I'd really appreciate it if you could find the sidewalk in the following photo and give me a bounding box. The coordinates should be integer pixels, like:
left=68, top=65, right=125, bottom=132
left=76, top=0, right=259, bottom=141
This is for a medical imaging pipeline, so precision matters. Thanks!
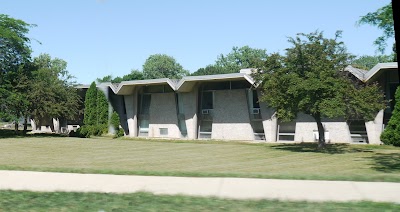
left=0, top=170, right=399, bottom=203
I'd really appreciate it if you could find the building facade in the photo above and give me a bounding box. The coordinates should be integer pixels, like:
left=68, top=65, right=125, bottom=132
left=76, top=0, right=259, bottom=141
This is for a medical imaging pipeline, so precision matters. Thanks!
left=98, top=62, right=398, bottom=144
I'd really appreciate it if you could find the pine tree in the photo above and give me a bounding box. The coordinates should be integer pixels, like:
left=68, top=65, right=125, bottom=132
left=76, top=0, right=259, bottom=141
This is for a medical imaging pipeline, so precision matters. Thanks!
left=96, top=89, right=109, bottom=125
left=381, top=87, right=400, bottom=146
left=83, top=82, right=97, bottom=125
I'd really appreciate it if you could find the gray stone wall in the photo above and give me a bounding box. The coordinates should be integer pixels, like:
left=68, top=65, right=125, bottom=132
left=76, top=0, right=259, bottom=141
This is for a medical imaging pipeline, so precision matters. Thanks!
left=180, top=89, right=198, bottom=139
left=212, top=89, right=254, bottom=140
left=149, top=93, right=181, bottom=138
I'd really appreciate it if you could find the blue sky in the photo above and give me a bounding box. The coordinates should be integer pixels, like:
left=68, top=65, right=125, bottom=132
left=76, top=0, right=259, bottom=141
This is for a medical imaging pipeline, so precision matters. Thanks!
left=0, top=0, right=393, bottom=84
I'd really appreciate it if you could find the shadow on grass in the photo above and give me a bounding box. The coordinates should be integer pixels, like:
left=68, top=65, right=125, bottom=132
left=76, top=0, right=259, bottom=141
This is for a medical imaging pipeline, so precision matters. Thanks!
left=367, top=153, right=400, bottom=173
left=271, top=143, right=374, bottom=154
left=0, top=129, right=66, bottom=139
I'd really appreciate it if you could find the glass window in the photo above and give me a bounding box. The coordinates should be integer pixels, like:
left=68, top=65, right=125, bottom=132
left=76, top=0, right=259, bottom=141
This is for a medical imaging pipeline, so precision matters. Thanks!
left=201, top=91, right=213, bottom=109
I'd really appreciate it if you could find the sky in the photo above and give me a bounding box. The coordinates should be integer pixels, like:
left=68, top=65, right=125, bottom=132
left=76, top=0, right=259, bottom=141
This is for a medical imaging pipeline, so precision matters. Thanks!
left=0, top=0, right=393, bottom=84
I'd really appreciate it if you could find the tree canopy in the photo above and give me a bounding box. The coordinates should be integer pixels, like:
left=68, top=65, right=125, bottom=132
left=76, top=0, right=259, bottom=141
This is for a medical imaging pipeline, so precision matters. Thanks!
left=29, top=54, right=81, bottom=126
left=215, top=46, right=267, bottom=73
left=358, top=2, right=395, bottom=55
left=351, top=55, right=393, bottom=70
left=381, top=87, right=400, bottom=146
left=255, top=31, right=385, bottom=148
left=143, top=54, right=188, bottom=79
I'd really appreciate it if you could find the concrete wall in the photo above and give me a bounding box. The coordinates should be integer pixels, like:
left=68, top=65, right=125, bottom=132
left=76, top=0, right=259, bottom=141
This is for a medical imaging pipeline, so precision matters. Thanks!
left=294, top=113, right=351, bottom=143
left=258, top=90, right=277, bottom=142
left=124, top=91, right=138, bottom=137
left=365, top=110, right=384, bottom=145
left=212, top=89, right=254, bottom=140
left=180, top=89, right=198, bottom=139
left=149, top=93, right=181, bottom=138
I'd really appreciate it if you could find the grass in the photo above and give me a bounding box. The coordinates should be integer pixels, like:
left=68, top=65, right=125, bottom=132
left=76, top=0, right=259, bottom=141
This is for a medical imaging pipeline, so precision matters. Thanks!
left=0, top=190, right=399, bottom=211
left=0, top=131, right=399, bottom=182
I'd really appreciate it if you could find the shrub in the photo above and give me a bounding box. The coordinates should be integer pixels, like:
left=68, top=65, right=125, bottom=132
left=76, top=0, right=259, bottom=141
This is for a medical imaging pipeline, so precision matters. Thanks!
left=381, top=87, right=400, bottom=146
left=115, top=128, right=125, bottom=138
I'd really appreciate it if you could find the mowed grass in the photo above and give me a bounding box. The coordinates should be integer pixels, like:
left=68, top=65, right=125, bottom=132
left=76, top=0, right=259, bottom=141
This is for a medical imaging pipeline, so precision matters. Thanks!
left=1, top=191, right=399, bottom=212
left=0, top=135, right=399, bottom=182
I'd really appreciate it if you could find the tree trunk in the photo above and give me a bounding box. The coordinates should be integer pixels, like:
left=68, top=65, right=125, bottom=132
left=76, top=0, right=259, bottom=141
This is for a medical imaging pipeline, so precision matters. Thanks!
left=313, top=114, right=326, bottom=149
left=14, top=121, right=19, bottom=135
left=23, top=116, right=28, bottom=134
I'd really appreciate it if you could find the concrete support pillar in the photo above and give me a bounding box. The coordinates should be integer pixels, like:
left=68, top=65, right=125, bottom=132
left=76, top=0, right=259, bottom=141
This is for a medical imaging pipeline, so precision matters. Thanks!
left=30, top=119, right=37, bottom=131
left=365, top=110, right=384, bottom=145
left=124, top=91, right=138, bottom=137
left=258, top=90, right=277, bottom=142
left=52, top=118, right=60, bottom=133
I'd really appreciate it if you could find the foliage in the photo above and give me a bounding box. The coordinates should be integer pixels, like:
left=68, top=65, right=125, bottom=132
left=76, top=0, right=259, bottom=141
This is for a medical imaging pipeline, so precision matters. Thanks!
left=83, top=82, right=97, bottom=126
left=96, top=88, right=109, bottom=125
left=381, top=87, right=400, bottom=146
left=28, top=54, right=81, bottom=127
left=215, top=46, right=267, bottom=73
left=255, top=31, right=385, bottom=148
left=142, top=54, right=188, bottom=79
left=110, top=111, right=120, bottom=130
left=82, top=82, right=109, bottom=137
left=113, top=69, right=144, bottom=83
left=0, top=14, right=35, bottom=132
left=191, top=65, right=227, bottom=76
left=351, top=54, right=393, bottom=70
left=358, top=3, right=394, bottom=54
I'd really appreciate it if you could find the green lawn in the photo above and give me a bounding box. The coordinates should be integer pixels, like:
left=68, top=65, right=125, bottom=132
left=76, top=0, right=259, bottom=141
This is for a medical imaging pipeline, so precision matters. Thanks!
left=0, top=191, right=399, bottom=212
left=0, top=134, right=399, bottom=182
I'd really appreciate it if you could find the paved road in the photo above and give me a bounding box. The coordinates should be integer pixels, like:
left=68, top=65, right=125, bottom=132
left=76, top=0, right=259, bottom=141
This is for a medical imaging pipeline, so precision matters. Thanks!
left=0, top=170, right=399, bottom=203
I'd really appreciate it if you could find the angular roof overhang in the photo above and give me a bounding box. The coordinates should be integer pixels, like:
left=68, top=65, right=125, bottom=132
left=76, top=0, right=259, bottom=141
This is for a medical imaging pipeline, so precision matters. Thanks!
left=363, top=62, right=398, bottom=83
left=345, top=62, right=398, bottom=83
left=106, top=78, right=177, bottom=95
left=176, top=73, right=255, bottom=92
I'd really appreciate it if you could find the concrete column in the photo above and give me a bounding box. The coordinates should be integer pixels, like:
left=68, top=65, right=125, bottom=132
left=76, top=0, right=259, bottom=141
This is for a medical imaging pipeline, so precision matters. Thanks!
left=124, top=91, right=138, bottom=137
left=183, top=85, right=198, bottom=139
left=52, top=118, right=60, bottom=133
left=365, top=110, right=384, bottom=145
left=257, top=90, right=277, bottom=142
left=30, top=119, right=36, bottom=131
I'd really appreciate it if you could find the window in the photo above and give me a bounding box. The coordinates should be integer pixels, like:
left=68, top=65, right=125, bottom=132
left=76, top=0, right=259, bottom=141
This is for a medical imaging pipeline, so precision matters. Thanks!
left=159, top=128, right=168, bottom=136
left=138, top=94, right=151, bottom=115
left=201, top=91, right=213, bottom=109
left=278, top=121, right=296, bottom=141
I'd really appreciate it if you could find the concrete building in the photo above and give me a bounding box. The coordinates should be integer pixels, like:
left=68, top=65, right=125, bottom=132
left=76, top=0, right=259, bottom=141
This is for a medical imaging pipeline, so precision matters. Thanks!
left=91, top=62, right=396, bottom=144
left=32, top=62, right=398, bottom=144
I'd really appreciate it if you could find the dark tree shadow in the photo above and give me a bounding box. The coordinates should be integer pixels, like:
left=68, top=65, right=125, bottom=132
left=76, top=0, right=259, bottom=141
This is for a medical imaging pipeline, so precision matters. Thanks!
left=271, top=143, right=374, bottom=154
left=367, top=153, right=400, bottom=173
left=0, top=129, right=66, bottom=139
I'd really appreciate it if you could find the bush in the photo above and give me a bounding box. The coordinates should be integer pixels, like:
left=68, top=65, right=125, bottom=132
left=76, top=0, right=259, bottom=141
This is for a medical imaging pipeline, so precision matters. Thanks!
left=74, top=124, right=108, bottom=138
left=114, top=128, right=125, bottom=138
left=381, top=87, right=400, bottom=147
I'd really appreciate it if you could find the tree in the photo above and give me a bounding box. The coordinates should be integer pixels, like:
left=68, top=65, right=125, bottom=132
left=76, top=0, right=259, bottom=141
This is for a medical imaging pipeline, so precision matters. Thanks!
left=191, top=65, right=226, bottom=76
left=255, top=31, right=385, bottom=148
left=0, top=14, right=35, bottom=132
left=381, top=87, right=400, bottom=146
left=142, top=54, right=188, bottom=79
left=358, top=3, right=395, bottom=56
left=215, top=46, right=268, bottom=73
left=83, top=82, right=98, bottom=126
left=29, top=54, right=81, bottom=129
left=96, top=88, right=109, bottom=125
left=112, top=69, right=144, bottom=83
left=351, top=55, right=392, bottom=70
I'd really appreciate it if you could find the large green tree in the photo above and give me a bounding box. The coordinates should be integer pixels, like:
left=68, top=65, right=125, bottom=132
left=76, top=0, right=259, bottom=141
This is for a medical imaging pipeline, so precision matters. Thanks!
left=0, top=14, right=35, bottom=131
left=381, top=87, right=400, bottom=146
left=215, top=46, right=267, bottom=73
left=83, top=82, right=98, bottom=126
left=29, top=54, right=81, bottom=129
left=191, top=65, right=226, bottom=76
left=255, top=31, right=385, bottom=148
left=358, top=2, right=396, bottom=58
left=351, top=55, right=392, bottom=70
left=142, top=54, right=188, bottom=79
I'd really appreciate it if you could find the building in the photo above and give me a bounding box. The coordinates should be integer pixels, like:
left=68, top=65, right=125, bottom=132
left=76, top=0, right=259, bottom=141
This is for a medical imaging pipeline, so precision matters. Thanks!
left=32, top=62, right=398, bottom=144
left=97, top=62, right=398, bottom=144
